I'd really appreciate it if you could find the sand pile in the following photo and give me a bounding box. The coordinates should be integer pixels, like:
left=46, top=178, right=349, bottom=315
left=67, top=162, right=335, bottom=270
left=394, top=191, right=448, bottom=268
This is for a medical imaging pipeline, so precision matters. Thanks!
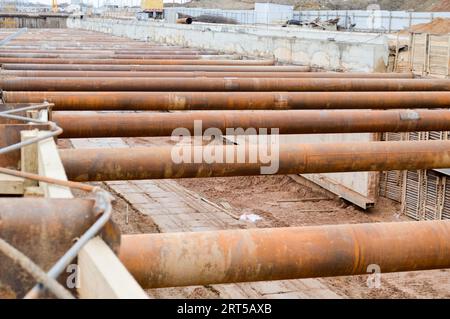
left=410, top=18, right=450, bottom=34
left=432, top=0, right=450, bottom=11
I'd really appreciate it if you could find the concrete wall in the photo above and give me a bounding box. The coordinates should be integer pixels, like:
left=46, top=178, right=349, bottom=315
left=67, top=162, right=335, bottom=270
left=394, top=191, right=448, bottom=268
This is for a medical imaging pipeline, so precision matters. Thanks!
left=165, top=7, right=450, bottom=32
left=295, top=10, right=450, bottom=33
left=67, top=17, right=389, bottom=72
left=0, top=14, right=68, bottom=28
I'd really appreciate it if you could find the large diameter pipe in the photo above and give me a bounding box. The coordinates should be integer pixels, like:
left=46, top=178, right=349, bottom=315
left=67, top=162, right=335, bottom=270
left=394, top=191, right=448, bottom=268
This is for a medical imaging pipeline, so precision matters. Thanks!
left=0, top=64, right=310, bottom=72
left=0, top=53, right=209, bottom=60
left=54, top=110, right=450, bottom=138
left=5, top=91, right=450, bottom=111
left=0, top=198, right=97, bottom=297
left=1, top=77, right=444, bottom=92
left=0, top=57, right=274, bottom=65
left=0, top=49, right=218, bottom=55
left=120, top=221, right=450, bottom=288
left=119, top=220, right=450, bottom=288
left=0, top=70, right=414, bottom=79
left=177, top=17, right=193, bottom=24
left=60, top=140, right=450, bottom=182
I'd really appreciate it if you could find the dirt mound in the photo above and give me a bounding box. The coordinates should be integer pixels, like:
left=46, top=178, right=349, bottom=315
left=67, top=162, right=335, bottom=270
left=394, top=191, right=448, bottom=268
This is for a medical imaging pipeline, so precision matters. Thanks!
left=410, top=18, right=450, bottom=34
left=432, top=0, right=450, bottom=11
left=182, top=1, right=447, bottom=11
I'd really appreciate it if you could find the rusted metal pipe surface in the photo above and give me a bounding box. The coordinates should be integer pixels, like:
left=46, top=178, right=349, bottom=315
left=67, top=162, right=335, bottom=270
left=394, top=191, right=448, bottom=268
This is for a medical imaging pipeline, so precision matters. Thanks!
left=0, top=198, right=96, bottom=297
left=0, top=70, right=413, bottom=79
left=1, top=77, right=442, bottom=92
left=54, top=110, right=450, bottom=138
left=1, top=64, right=310, bottom=72
left=0, top=57, right=274, bottom=65
left=0, top=49, right=218, bottom=55
left=60, top=140, right=450, bottom=182
left=0, top=53, right=207, bottom=60
left=120, top=220, right=450, bottom=288
left=177, top=17, right=193, bottom=24
left=6, top=91, right=450, bottom=111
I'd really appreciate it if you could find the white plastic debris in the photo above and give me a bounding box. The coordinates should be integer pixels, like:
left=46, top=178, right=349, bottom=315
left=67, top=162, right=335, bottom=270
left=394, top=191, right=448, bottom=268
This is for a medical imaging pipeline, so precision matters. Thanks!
left=239, top=213, right=263, bottom=223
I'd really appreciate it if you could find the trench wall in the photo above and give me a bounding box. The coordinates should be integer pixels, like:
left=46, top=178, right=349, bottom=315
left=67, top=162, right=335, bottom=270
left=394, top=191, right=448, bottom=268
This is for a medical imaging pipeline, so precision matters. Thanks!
left=67, top=17, right=389, bottom=72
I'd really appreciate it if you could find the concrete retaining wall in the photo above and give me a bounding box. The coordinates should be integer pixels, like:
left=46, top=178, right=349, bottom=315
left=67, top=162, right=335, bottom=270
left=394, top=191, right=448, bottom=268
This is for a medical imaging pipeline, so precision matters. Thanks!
left=67, top=17, right=389, bottom=72
left=0, top=14, right=68, bottom=28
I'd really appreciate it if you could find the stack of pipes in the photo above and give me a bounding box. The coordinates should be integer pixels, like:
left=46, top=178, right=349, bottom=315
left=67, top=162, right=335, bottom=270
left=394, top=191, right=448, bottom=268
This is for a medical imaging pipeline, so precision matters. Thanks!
left=1, top=28, right=450, bottom=288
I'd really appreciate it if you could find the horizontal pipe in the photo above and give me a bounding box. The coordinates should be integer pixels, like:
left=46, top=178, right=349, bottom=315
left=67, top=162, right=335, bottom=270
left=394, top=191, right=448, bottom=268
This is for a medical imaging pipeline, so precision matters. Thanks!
left=177, top=17, right=193, bottom=24
left=120, top=220, right=450, bottom=288
left=0, top=57, right=273, bottom=65
left=0, top=49, right=218, bottom=55
left=60, top=140, right=450, bottom=182
left=0, top=53, right=211, bottom=60
left=0, top=70, right=414, bottom=79
left=119, top=220, right=450, bottom=288
left=5, top=91, right=450, bottom=110
left=0, top=64, right=310, bottom=72
left=1, top=77, right=442, bottom=92
left=54, top=110, right=450, bottom=138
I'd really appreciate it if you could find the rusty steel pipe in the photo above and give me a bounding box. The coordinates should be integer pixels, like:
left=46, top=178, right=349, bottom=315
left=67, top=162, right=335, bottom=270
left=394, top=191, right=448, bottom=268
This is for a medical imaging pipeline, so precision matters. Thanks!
left=60, top=140, right=450, bottom=182
left=177, top=17, right=193, bottom=24
left=0, top=70, right=414, bottom=79
left=0, top=57, right=274, bottom=65
left=1, top=77, right=442, bottom=92
left=0, top=49, right=218, bottom=55
left=5, top=91, right=450, bottom=111
left=0, top=198, right=97, bottom=297
left=0, top=53, right=219, bottom=60
left=0, top=64, right=310, bottom=72
left=54, top=110, right=450, bottom=138
left=119, top=220, right=450, bottom=288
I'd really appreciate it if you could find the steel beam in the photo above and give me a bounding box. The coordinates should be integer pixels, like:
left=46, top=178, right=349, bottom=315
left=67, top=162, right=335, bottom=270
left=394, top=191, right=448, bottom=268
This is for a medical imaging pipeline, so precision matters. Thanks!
left=119, top=220, right=450, bottom=288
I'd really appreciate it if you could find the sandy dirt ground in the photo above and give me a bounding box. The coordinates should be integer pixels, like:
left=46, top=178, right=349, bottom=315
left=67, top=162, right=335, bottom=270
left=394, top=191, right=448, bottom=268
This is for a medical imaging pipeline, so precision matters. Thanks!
left=176, top=175, right=450, bottom=299
left=56, top=137, right=450, bottom=299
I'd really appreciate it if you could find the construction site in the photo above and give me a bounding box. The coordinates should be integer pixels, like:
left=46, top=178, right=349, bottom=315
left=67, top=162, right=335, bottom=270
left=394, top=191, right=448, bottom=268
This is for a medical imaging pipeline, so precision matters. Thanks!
left=0, top=0, right=450, bottom=300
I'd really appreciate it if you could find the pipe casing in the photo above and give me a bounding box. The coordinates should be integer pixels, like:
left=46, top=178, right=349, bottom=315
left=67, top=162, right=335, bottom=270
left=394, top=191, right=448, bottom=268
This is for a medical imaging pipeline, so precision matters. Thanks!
left=120, top=220, right=450, bottom=288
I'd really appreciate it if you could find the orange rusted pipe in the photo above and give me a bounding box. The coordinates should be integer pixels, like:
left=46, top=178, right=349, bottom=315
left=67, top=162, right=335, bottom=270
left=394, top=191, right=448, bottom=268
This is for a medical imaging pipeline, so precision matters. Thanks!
left=1, top=77, right=443, bottom=92
left=60, top=140, right=450, bottom=182
left=0, top=64, right=310, bottom=72
left=177, top=17, right=193, bottom=24
left=54, top=110, right=450, bottom=138
left=119, top=220, right=450, bottom=288
left=0, top=57, right=274, bottom=65
left=0, top=53, right=209, bottom=60
left=0, top=49, right=218, bottom=55
left=0, top=70, right=414, bottom=79
left=5, top=91, right=450, bottom=110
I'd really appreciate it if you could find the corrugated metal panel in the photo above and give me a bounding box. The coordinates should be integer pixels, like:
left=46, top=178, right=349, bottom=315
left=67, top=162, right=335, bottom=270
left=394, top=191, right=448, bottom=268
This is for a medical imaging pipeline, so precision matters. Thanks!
left=428, top=34, right=449, bottom=77
left=379, top=132, right=404, bottom=202
left=411, top=33, right=428, bottom=76
left=404, top=170, right=424, bottom=220
left=443, top=177, right=450, bottom=220
left=424, top=170, right=442, bottom=220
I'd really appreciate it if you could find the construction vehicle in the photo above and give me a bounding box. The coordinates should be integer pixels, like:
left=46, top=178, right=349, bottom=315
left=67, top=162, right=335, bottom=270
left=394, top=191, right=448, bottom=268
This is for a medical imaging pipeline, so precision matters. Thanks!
left=136, top=0, right=164, bottom=21
left=51, top=0, right=58, bottom=13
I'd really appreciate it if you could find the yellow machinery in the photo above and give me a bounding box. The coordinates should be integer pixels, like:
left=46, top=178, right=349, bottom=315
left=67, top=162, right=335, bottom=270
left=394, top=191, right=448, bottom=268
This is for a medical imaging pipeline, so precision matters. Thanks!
left=137, top=0, right=164, bottom=20
left=51, top=0, right=58, bottom=13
